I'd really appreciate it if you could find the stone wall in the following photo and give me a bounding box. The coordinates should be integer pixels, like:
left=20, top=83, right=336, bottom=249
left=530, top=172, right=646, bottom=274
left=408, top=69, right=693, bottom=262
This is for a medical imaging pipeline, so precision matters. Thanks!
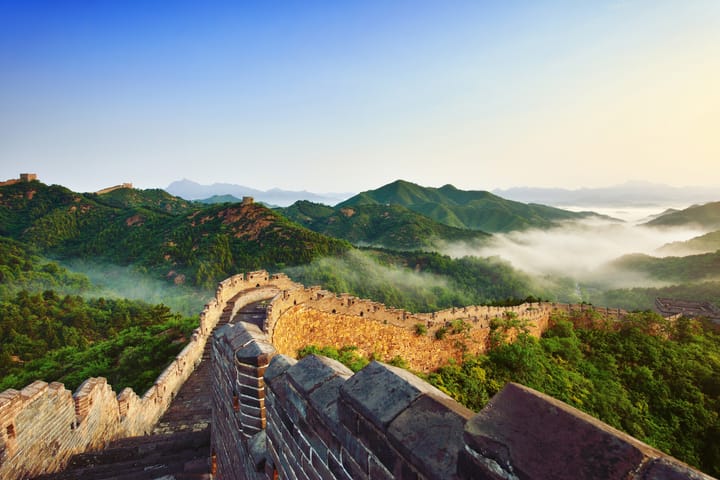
left=266, top=283, right=626, bottom=372
left=0, top=270, right=291, bottom=480
left=3, top=269, right=708, bottom=479
left=213, top=329, right=712, bottom=480
left=209, top=271, right=711, bottom=480
left=272, top=305, right=492, bottom=372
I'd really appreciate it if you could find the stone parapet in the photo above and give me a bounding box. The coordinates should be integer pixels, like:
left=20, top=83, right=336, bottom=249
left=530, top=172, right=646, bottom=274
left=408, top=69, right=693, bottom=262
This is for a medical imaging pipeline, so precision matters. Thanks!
left=0, top=270, right=289, bottom=479
left=212, top=321, right=277, bottom=480
left=209, top=272, right=712, bottom=480
left=459, top=382, right=714, bottom=480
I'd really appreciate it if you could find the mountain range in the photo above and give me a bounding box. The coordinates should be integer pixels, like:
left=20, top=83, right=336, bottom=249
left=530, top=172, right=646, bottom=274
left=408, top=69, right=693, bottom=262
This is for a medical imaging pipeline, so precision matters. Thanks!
left=0, top=180, right=349, bottom=288
left=494, top=181, right=719, bottom=207
left=336, top=180, right=607, bottom=233
left=166, top=179, right=352, bottom=207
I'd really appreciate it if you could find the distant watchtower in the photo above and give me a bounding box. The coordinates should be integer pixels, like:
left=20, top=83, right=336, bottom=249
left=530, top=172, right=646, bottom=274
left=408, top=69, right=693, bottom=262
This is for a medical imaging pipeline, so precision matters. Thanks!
left=19, top=173, right=37, bottom=182
left=241, top=196, right=254, bottom=205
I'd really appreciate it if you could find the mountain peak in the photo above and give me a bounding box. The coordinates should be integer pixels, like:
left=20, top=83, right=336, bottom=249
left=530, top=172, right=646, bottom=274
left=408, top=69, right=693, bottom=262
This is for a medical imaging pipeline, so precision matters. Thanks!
left=337, top=179, right=597, bottom=233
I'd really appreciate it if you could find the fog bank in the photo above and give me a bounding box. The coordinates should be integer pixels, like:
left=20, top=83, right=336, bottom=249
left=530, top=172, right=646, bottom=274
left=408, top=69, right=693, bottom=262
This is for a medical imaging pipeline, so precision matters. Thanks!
left=59, top=260, right=211, bottom=317
left=441, top=218, right=705, bottom=289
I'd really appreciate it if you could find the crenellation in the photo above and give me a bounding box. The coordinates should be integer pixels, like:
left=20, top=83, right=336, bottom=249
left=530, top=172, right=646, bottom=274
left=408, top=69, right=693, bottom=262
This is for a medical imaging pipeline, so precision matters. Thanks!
left=0, top=271, right=289, bottom=478
left=2, top=271, right=712, bottom=479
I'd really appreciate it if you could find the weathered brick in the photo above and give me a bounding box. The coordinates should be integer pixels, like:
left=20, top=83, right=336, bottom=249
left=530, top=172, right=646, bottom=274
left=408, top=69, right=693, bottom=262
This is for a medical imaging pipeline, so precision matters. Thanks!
left=340, top=361, right=450, bottom=429
left=464, top=382, right=656, bottom=480
left=388, top=393, right=473, bottom=479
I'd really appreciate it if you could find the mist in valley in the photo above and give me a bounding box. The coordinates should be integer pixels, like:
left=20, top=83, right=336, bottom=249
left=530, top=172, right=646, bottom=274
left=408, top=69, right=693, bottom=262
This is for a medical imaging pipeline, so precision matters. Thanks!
left=440, top=216, right=708, bottom=302
left=58, top=259, right=212, bottom=317
left=286, top=249, right=460, bottom=312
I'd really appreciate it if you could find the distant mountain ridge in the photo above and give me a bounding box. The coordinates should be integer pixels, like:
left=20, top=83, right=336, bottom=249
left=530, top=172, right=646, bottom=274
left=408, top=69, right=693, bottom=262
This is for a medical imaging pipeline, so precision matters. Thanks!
left=337, top=180, right=605, bottom=233
left=166, top=179, right=352, bottom=207
left=494, top=181, right=719, bottom=207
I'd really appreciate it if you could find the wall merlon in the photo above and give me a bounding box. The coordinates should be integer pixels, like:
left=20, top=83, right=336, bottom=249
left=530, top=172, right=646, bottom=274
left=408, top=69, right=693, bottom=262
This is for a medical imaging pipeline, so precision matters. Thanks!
left=208, top=272, right=710, bottom=480
left=20, top=380, right=49, bottom=403
left=2, top=270, right=708, bottom=480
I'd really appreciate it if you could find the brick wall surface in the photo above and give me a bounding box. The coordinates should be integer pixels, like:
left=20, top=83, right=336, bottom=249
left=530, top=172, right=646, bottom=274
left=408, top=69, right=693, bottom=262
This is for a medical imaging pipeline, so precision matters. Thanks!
left=0, top=271, right=290, bottom=479
left=2, top=270, right=711, bottom=480
left=208, top=272, right=713, bottom=480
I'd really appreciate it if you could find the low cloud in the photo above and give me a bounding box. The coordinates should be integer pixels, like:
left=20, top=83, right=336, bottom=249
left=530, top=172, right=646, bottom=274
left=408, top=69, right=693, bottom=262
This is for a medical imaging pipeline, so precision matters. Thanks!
left=286, top=249, right=461, bottom=311
left=440, top=218, right=705, bottom=290
left=59, top=259, right=211, bottom=317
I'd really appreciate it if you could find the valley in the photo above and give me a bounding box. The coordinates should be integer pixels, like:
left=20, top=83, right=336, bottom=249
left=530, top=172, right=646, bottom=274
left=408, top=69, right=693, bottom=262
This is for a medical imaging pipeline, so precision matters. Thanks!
left=1, top=176, right=719, bottom=477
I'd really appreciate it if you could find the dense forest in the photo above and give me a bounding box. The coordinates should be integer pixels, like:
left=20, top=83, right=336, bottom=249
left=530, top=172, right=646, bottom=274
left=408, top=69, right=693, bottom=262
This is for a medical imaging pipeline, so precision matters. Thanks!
left=0, top=291, right=196, bottom=394
left=0, top=237, right=90, bottom=296
left=287, top=248, right=551, bottom=313
left=299, top=311, right=720, bottom=476
left=0, top=180, right=349, bottom=289
left=0, top=237, right=198, bottom=394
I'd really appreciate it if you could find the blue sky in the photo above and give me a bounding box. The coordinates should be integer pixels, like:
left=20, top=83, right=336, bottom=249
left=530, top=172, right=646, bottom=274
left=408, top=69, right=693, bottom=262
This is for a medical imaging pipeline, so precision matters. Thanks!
left=1, top=1, right=718, bottom=193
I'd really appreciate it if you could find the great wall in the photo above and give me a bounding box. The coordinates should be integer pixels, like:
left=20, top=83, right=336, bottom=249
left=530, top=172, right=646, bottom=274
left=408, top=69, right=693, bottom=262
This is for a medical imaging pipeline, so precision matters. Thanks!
left=0, top=271, right=713, bottom=479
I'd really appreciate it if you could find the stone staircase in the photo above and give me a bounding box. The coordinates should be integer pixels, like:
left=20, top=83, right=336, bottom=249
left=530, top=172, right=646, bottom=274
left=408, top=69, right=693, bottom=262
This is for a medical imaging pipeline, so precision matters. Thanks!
left=34, top=295, right=269, bottom=480
left=34, top=431, right=211, bottom=480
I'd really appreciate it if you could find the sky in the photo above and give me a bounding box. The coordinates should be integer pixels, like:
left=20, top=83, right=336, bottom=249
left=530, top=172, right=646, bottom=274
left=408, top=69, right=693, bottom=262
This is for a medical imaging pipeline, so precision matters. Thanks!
left=1, top=0, right=719, bottom=193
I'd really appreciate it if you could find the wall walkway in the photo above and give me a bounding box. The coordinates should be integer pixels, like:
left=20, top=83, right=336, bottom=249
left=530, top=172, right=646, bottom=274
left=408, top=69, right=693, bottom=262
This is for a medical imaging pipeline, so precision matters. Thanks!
left=0, top=271, right=287, bottom=480
left=210, top=271, right=712, bottom=480
left=2, top=270, right=711, bottom=479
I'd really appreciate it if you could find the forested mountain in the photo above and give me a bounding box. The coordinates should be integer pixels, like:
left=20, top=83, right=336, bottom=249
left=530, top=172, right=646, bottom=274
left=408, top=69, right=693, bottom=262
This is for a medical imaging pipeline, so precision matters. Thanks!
left=0, top=238, right=197, bottom=394
left=337, top=180, right=604, bottom=233
left=278, top=200, right=491, bottom=250
left=90, top=187, right=195, bottom=214
left=598, top=250, right=720, bottom=311
left=657, top=230, right=720, bottom=256
left=644, top=201, right=720, bottom=230
left=610, top=251, right=720, bottom=284
left=0, top=180, right=350, bottom=288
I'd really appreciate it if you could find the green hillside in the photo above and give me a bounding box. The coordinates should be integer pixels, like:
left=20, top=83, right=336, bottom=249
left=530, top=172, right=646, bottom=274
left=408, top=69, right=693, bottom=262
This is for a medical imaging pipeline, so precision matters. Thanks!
left=337, top=180, right=601, bottom=232
left=609, top=251, right=720, bottom=284
left=197, top=194, right=243, bottom=204
left=279, top=200, right=491, bottom=250
left=0, top=181, right=350, bottom=288
left=92, top=187, right=195, bottom=214
left=599, top=281, right=720, bottom=311
left=645, top=201, right=720, bottom=230
left=0, top=237, right=90, bottom=296
left=287, top=248, right=547, bottom=313
left=657, top=230, right=720, bottom=256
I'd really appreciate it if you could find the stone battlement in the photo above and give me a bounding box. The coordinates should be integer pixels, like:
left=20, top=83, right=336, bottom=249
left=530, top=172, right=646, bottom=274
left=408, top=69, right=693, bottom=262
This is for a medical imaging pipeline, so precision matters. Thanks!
left=0, top=271, right=712, bottom=479
left=0, top=173, right=38, bottom=187
left=209, top=271, right=711, bottom=480
left=0, top=271, right=291, bottom=480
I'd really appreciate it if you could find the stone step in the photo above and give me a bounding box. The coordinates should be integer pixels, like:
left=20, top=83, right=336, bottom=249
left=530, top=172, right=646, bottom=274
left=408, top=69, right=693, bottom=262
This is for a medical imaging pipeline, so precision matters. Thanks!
left=35, top=431, right=210, bottom=479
